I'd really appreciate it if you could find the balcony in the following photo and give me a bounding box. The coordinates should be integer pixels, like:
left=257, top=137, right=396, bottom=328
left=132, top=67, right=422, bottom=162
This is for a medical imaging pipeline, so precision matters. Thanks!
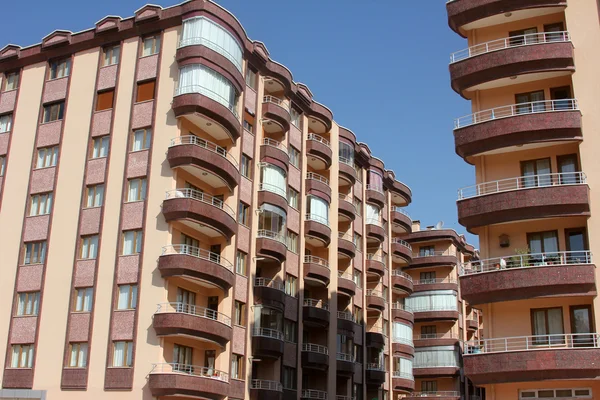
left=366, top=329, right=386, bottom=349
left=306, top=172, right=331, bottom=203
left=365, top=185, right=386, bottom=207
left=391, top=303, right=414, bottom=325
left=411, top=306, right=460, bottom=322
left=454, top=99, right=582, bottom=161
left=450, top=32, right=574, bottom=96
left=391, top=270, right=413, bottom=294
left=446, top=0, right=568, bottom=37
left=466, top=310, right=480, bottom=331
left=366, top=363, right=386, bottom=385
left=413, top=333, right=460, bottom=348
left=404, top=392, right=460, bottom=400
left=391, top=207, right=411, bottom=234
left=167, top=136, right=240, bottom=190
left=305, top=213, right=332, bottom=247
left=407, top=251, right=458, bottom=270
left=365, top=219, right=386, bottom=243
left=256, top=230, right=287, bottom=263
left=392, top=371, right=415, bottom=393
left=301, top=343, right=329, bottom=371
left=338, top=271, right=357, bottom=297
left=338, top=194, right=356, bottom=222
left=260, top=138, right=289, bottom=173
left=464, top=333, right=600, bottom=384
left=339, top=157, right=357, bottom=185
left=392, top=338, right=415, bottom=358
left=262, top=96, right=290, bottom=134
left=338, top=233, right=356, bottom=259
left=366, top=253, right=385, bottom=276
left=252, top=327, right=285, bottom=359
left=337, top=311, right=356, bottom=333
left=391, top=238, right=412, bottom=264
left=149, top=363, right=229, bottom=400
left=307, top=133, right=332, bottom=170
left=459, top=250, right=596, bottom=305
left=414, top=359, right=460, bottom=378
left=389, top=179, right=412, bottom=207
left=162, top=189, right=237, bottom=240
left=250, top=379, right=283, bottom=400
left=158, top=245, right=234, bottom=290
left=336, top=352, right=355, bottom=376
left=413, top=278, right=458, bottom=293
left=254, top=278, right=286, bottom=310
left=153, top=302, right=232, bottom=346
left=366, top=289, right=386, bottom=311
left=302, top=389, right=328, bottom=399
left=304, top=256, right=330, bottom=286
left=457, top=172, right=590, bottom=231
left=303, top=299, right=330, bottom=327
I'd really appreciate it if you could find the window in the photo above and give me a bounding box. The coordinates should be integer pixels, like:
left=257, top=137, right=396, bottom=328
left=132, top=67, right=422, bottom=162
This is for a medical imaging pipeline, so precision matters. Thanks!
left=243, top=119, right=253, bottom=133
left=245, top=68, right=257, bottom=89
left=421, top=325, right=437, bottom=336
left=531, top=307, right=564, bottom=345
left=260, top=163, right=287, bottom=197
left=414, top=348, right=459, bottom=368
left=405, top=291, right=458, bottom=312
left=515, top=90, right=545, bottom=113
left=353, top=269, right=362, bottom=288
left=282, top=366, right=297, bottom=390
left=16, top=292, right=39, bottom=316
left=240, top=154, right=252, bottom=179
left=234, top=301, right=245, bottom=326
left=117, top=284, right=138, bottom=310
left=0, top=156, right=5, bottom=176
left=519, top=388, right=592, bottom=399
left=142, top=35, right=161, bottom=56
left=509, top=27, right=538, bottom=46
left=131, top=128, right=152, bottom=151
left=307, top=195, right=329, bottom=226
left=527, top=230, right=559, bottom=255
left=136, top=80, right=156, bottom=102
left=49, top=58, right=71, bottom=79
left=521, top=157, right=552, bottom=188
left=287, top=230, right=298, bottom=253
left=392, top=322, right=413, bottom=344
left=236, top=251, right=247, bottom=275
left=231, top=354, right=243, bottom=379
left=366, top=203, right=381, bottom=225
left=287, top=187, right=298, bottom=209
left=339, top=141, right=355, bottom=165
left=367, top=170, right=384, bottom=191
left=36, top=146, right=59, bottom=168
left=122, top=230, right=143, bottom=255
left=419, top=246, right=436, bottom=257
left=68, top=343, right=88, bottom=368
left=112, top=341, right=133, bottom=367
left=258, top=203, right=287, bottom=238
left=284, top=319, right=297, bottom=342
left=354, top=344, right=363, bottom=363
left=285, top=274, right=297, bottom=297
left=0, top=113, right=12, bottom=133
left=238, top=202, right=249, bottom=225
left=103, top=45, right=121, bottom=66
left=127, top=178, right=147, bottom=202
left=290, top=107, right=302, bottom=128
left=91, top=136, right=109, bottom=158
left=420, top=271, right=436, bottom=283
left=353, top=306, right=362, bottom=324
left=73, top=287, right=93, bottom=312
left=10, top=344, right=34, bottom=368
left=289, top=146, right=300, bottom=168
left=43, top=102, right=65, bottom=123
left=353, top=196, right=362, bottom=216
left=24, top=241, right=46, bottom=264
left=96, top=89, right=115, bottom=111
left=30, top=193, right=53, bottom=216
left=80, top=235, right=99, bottom=259
left=354, top=232, right=362, bottom=249
left=85, top=184, right=105, bottom=208
left=4, top=72, right=19, bottom=91
left=178, top=64, right=238, bottom=112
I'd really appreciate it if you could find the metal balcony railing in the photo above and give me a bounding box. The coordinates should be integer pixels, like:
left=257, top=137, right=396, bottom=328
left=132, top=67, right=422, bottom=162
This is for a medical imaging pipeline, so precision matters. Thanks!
left=336, top=352, right=354, bottom=362
left=391, top=270, right=413, bottom=281
left=263, top=95, right=289, bottom=111
left=261, top=137, right=288, bottom=154
left=392, top=371, right=414, bottom=381
left=304, top=255, right=330, bottom=269
left=252, top=327, right=284, bottom=341
left=161, top=245, right=233, bottom=271
left=465, top=333, right=600, bottom=354
left=391, top=238, right=412, bottom=250
left=302, top=389, right=328, bottom=399
left=256, top=229, right=287, bottom=245
left=307, top=133, right=330, bottom=148
left=304, top=298, right=329, bottom=310
left=165, top=189, right=236, bottom=219
left=306, top=213, right=330, bottom=227
left=410, top=392, right=461, bottom=397
left=254, top=277, right=285, bottom=291
left=302, top=343, right=329, bottom=355
left=150, top=363, right=229, bottom=381
left=366, top=184, right=384, bottom=194
left=155, top=302, right=231, bottom=326
left=170, top=135, right=238, bottom=167
left=414, top=278, right=457, bottom=285
left=251, top=379, right=283, bottom=391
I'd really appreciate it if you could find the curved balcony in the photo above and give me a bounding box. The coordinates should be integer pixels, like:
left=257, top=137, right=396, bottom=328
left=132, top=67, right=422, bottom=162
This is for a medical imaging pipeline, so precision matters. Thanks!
left=303, top=299, right=330, bottom=327
left=158, top=245, right=234, bottom=290
left=365, top=185, right=386, bottom=207
left=163, top=189, right=237, bottom=239
left=256, top=230, right=287, bottom=263
left=391, top=207, right=411, bottom=234
left=257, top=185, right=288, bottom=212
left=304, top=256, right=330, bottom=286
left=392, top=303, right=414, bottom=325
left=454, top=99, right=582, bottom=161
left=338, top=233, right=356, bottom=259
left=412, top=306, right=460, bottom=322
left=260, top=139, right=289, bottom=172
left=305, top=213, right=331, bottom=247
left=458, top=172, right=590, bottom=231
left=153, top=302, right=232, bottom=347
left=446, top=0, right=567, bottom=37
left=338, top=271, right=357, bottom=297
left=149, top=363, right=229, bottom=400
left=366, top=363, right=386, bottom=385
left=389, top=180, right=412, bottom=207
left=301, top=343, right=329, bottom=371
left=404, top=392, right=460, bottom=400
left=365, top=219, right=386, bottom=243
left=338, top=194, right=356, bottom=222
left=413, top=333, right=461, bottom=348
left=254, top=278, right=286, bottom=310
left=414, top=278, right=458, bottom=293
left=167, top=136, right=240, bottom=190
left=306, top=172, right=331, bottom=203
left=339, top=157, right=357, bottom=185
left=337, top=311, right=356, bottom=333
left=366, top=254, right=386, bottom=276
left=391, top=239, right=412, bottom=264
left=262, top=96, right=290, bottom=133
left=464, top=333, right=600, bottom=384
left=252, top=328, right=284, bottom=359
left=366, top=330, right=386, bottom=349
left=366, top=289, right=386, bottom=311
left=173, top=86, right=240, bottom=142
left=391, top=270, right=413, bottom=294
left=392, top=371, right=415, bottom=393
left=450, top=32, right=574, bottom=96
left=306, top=133, right=332, bottom=170
left=392, top=339, right=415, bottom=357
left=407, top=251, right=458, bottom=270
left=301, top=389, right=328, bottom=399
left=460, top=250, right=596, bottom=305
left=336, top=352, right=355, bottom=376
left=250, top=379, right=283, bottom=400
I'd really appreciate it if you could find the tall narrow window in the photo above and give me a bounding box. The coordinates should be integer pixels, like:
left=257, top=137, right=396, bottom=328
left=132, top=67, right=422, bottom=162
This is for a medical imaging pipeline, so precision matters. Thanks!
left=238, top=202, right=250, bottom=225
left=234, top=301, right=245, bottom=326
left=11, top=344, right=34, bottom=368
left=49, top=58, right=71, bottom=79
left=131, top=128, right=152, bottom=151
left=0, top=114, right=12, bottom=133
left=122, top=230, right=143, bottom=255
left=285, top=274, right=297, bottom=297
left=16, top=292, right=39, bottom=316
left=231, top=354, right=243, bottom=379
left=240, top=154, right=252, bottom=179
left=80, top=235, right=99, bottom=259
left=96, top=89, right=115, bottom=111
left=236, top=251, right=247, bottom=275
left=290, top=107, right=302, bottom=128
left=36, top=146, right=59, bottom=168
left=287, top=187, right=299, bottom=209
left=0, top=156, right=5, bottom=176
left=289, top=146, right=300, bottom=168
left=68, top=343, right=88, bottom=368
left=142, top=35, right=161, bottom=56
left=112, top=341, right=133, bottom=367
left=245, top=68, right=257, bottom=89
left=117, top=284, right=138, bottom=310
left=127, top=178, right=147, bottom=202
left=73, top=287, right=93, bottom=312
left=260, top=163, right=287, bottom=197
left=4, top=72, right=19, bottom=91
left=287, top=230, right=298, bottom=253
left=527, top=230, right=559, bottom=256
left=307, top=196, right=329, bottom=226
left=284, top=319, right=297, bottom=342
left=531, top=307, right=564, bottom=344
left=521, top=158, right=552, bottom=188
left=43, top=102, right=65, bottom=123
left=85, top=184, right=105, bottom=208
left=419, top=246, right=436, bottom=257
left=30, top=193, right=53, bottom=216
left=103, top=46, right=121, bottom=66
left=136, top=80, right=156, bottom=102
left=515, top=90, right=545, bottom=113
left=173, top=344, right=193, bottom=371
left=91, top=136, right=109, bottom=158
left=24, top=241, right=46, bottom=264
left=283, top=366, right=297, bottom=389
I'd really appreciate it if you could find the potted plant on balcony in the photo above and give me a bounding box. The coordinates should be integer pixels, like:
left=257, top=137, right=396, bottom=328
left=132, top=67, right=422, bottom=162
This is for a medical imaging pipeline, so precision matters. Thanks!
left=510, top=247, right=531, bottom=268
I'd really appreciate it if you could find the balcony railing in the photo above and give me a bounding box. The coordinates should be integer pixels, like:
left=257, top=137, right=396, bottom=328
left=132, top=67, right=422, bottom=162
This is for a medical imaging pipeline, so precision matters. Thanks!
left=178, top=34, right=243, bottom=72
left=263, top=95, right=289, bottom=111
left=365, top=218, right=385, bottom=228
left=302, top=389, right=328, bottom=399
left=391, top=238, right=412, bottom=251
left=460, top=250, right=593, bottom=275
left=304, top=298, right=329, bottom=310
left=170, top=135, right=239, bottom=168
left=458, top=171, right=587, bottom=200
left=366, top=184, right=384, bottom=194
left=414, top=333, right=457, bottom=341
left=336, top=396, right=355, bottom=400
left=366, top=253, right=386, bottom=264
left=251, top=379, right=283, bottom=391
left=414, top=278, right=457, bottom=285
left=391, top=270, right=413, bottom=281
left=465, top=333, right=600, bottom=354
left=392, top=207, right=411, bottom=219
left=165, top=189, right=236, bottom=219
left=366, top=289, right=385, bottom=299
left=254, top=277, right=285, bottom=292
left=337, top=311, right=354, bottom=321
left=454, top=99, right=579, bottom=129
left=391, top=302, right=412, bottom=313
left=155, top=302, right=232, bottom=326
left=256, top=229, right=287, bottom=245
left=366, top=363, right=385, bottom=371
left=161, top=245, right=234, bottom=271
left=392, top=371, right=414, bottom=381
left=393, top=335, right=414, bottom=346
left=252, top=327, right=284, bottom=341
left=261, top=137, right=288, bottom=154
left=304, top=255, right=330, bottom=269
left=306, top=172, right=329, bottom=185
left=414, top=249, right=456, bottom=258
left=339, top=156, right=354, bottom=166
left=338, top=232, right=354, bottom=243
left=410, top=392, right=461, bottom=397
left=150, top=362, right=229, bottom=381
left=175, top=85, right=239, bottom=118
left=302, top=343, right=329, bottom=355
left=307, top=133, right=331, bottom=148
left=368, top=326, right=384, bottom=334
left=450, top=31, right=571, bottom=63
left=336, top=352, right=354, bottom=362
left=306, top=213, right=330, bottom=227
left=338, top=271, right=354, bottom=282
left=409, top=305, right=458, bottom=313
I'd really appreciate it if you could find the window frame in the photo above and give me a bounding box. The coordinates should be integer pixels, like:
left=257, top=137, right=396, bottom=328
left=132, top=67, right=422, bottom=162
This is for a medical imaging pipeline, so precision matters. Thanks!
left=288, top=146, right=300, bottom=168
left=85, top=184, right=105, bottom=208
left=4, top=71, right=19, bottom=91
left=24, top=241, right=46, bottom=265
left=284, top=274, right=297, bottom=297
left=126, top=178, right=147, bottom=202
left=121, top=230, right=143, bottom=255
left=10, top=344, right=34, bottom=368
left=42, top=101, right=65, bottom=123
left=117, top=284, right=138, bottom=310
left=111, top=341, right=133, bottom=367
left=16, top=291, right=40, bottom=316
left=141, top=35, right=161, bottom=57
left=0, top=155, right=5, bottom=176
left=73, top=287, right=94, bottom=312
left=530, top=306, right=565, bottom=344
left=135, top=80, right=156, bottom=103
left=240, top=154, right=252, bottom=179
left=0, top=113, right=13, bottom=134
left=80, top=235, right=99, bottom=259
left=29, top=192, right=53, bottom=216
left=235, top=250, right=247, bottom=276
left=287, top=187, right=299, bottom=209
left=48, top=58, right=71, bottom=80
left=238, top=202, right=250, bottom=226
left=67, top=342, right=88, bottom=368
left=95, top=89, right=115, bottom=112
left=130, top=128, right=152, bottom=151
left=103, top=45, right=121, bottom=67
left=36, top=146, right=59, bottom=168
left=234, top=301, right=245, bottom=326
left=231, top=353, right=243, bottom=380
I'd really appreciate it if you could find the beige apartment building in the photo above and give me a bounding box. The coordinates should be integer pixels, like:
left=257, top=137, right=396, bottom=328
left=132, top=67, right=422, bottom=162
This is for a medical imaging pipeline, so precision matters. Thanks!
left=448, top=1, right=600, bottom=400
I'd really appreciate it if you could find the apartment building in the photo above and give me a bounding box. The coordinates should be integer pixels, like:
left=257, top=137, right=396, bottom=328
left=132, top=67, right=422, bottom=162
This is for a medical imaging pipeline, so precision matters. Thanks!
left=0, top=1, right=427, bottom=399
left=448, top=1, right=600, bottom=400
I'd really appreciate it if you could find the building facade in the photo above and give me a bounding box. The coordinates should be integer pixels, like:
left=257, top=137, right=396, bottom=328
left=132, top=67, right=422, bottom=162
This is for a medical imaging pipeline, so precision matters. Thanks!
left=448, top=1, right=600, bottom=399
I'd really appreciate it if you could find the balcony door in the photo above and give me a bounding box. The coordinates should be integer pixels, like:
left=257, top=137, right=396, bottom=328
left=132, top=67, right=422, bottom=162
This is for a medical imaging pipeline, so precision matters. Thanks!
left=551, top=86, right=573, bottom=110
left=531, top=307, right=564, bottom=345
left=557, top=154, right=580, bottom=184
left=173, top=344, right=193, bottom=372
left=509, top=27, right=538, bottom=46
left=565, top=228, right=589, bottom=264
left=544, top=22, right=565, bottom=42
left=515, top=90, right=545, bottom=114
left=521, top=158, right=551, bottom=188
left=570, top=305, right=594, bottom=347
left=527, top=230, right=559, bottom=263
left=177, top=287, right=196, bottom=313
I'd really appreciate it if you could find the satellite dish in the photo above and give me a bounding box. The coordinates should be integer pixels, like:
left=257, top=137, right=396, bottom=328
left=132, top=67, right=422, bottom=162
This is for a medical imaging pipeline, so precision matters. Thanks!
left=435, top=221, right=444, bottom=230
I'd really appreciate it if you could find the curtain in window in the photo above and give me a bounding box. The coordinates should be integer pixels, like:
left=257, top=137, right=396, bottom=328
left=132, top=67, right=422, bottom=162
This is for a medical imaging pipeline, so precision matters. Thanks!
left=76, top=288, right=93, bottom=312
left=113, top=342, right=125, bottom=367
left=261, top=164, right=286, bottom=197
left=70, top=344, right=88, bottom=367
left=308, top=196, right=329, bottom=225
left=414, top=349, right=458, bottom=368
left=132, top=129, right=151, bottom=151
left=368, top=170, right=383, bottom=190
left=128, top=179, right=147, bottom=202
left=178, top=64, right=237, bottom=111
left=0, top=115, right=12, bottom=133
left=393, top=322, right=413, bottom=345
left=366, top=204, right=380, bottom=223
left=11, top=347, right=19, bottom=368
left=88, top=185, right=104, bottom=207
left=339, top=141, right=355, bottom=164
left=406, top=291, right=457, bottom=312
left=259, top=204, right=287, bottom=236
left=394, top=356, right=413, bottom=374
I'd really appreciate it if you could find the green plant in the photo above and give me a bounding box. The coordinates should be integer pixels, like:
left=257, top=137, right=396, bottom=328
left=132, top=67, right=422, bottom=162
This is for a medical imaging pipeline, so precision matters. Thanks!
left=512, top=247, right=531, bottom=267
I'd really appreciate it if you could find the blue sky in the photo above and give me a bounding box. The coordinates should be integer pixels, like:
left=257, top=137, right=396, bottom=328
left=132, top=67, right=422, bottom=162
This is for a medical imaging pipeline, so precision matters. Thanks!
left=0, top=0, right=476, bottom=244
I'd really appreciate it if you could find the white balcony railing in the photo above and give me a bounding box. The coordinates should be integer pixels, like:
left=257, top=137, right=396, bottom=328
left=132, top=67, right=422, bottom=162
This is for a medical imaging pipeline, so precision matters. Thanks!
left=263, top=95, right=289, bottom=111
left=336, top=352, right=354, bottom=362
left=454, top=99, right=579, bottom=129
left=256, top=229, right=287, bottom=245
left=251, top=379, right=283, bottom=391
left=366, top=184, right=384, bottom=194
left=366, top=289, right=385, bottom=299
left=161, top=245, right=234, bottom=271
left=338, top=271, right=354, bottom=282
left=338, top=232, right=354, bottom=243
left=391, top=270, right=413, bottom=281
left=175, top=85, right=239, bottom=118
left=261, top=137, right=288, bottom=154
left=458, top=171, right=587, bottom=200
left=414, top=249, right=456, bottom=258
left=366, top=253, right=385, bottom=264
left=391, top=303, right=412, bottom=313
left=337, top=310, right=354, bottom=321
left=392, top=207, right=411, bottom=219
left=254, top=277, right=285, bottom=291
left=304, top=298, right=329, bottom=310
left=302, top=343, right=329, bottom=355
left=414, top=333, right=457, bottom=341
left=306, top=213, right=330, bottom=227
left=465, top=333, right=600, bottom=354
left=150, top=362, right=229, bottom=381
left=392, top=371, right=414, bottom=381
left=391, top=238, right=412, bottom=251
left=366, top=363, right=385, bottom=371
left=460, top=250, right=593, bottom=275
left=307, top=133, right=331, bottom=148
left=165, top=188, right=236, bottom=219
left=410, top=392, right=461, bottom=397
left=170, top=135, right=239, bottom=168
left=155, top=302, right=232, bottom=326
left=304, top=255, right=330, bottom=269
left=450, top=31, right=571, bottom=63
left=302, top=389, right=328, bottom=399
left=306, top=172, right=329, bottom=185
left=252, top=327, right=284, bottom=341
left=414, top=278, right=457, bottom=285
